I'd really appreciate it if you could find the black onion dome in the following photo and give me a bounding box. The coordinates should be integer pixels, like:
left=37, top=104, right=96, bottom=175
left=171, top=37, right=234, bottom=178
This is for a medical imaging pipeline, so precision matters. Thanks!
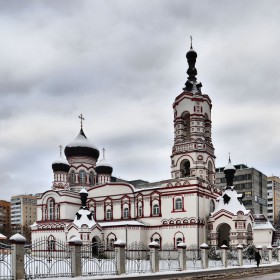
left=64, top=128, right=100, bottom=159
left=186, top=46, right=197, bottom=60
left=95, top=158, right=113, bottom=174
left=52, top=156, right=70, bottom=172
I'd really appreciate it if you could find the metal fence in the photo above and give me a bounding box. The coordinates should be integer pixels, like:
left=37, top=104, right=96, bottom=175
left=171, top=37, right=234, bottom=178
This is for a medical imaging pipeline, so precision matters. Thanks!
left=208, top=246, right=223, bottom=268
left=125, top=242, right=151, bottom=274
left=159, top=244, right=180, bottom=272
left=0, top=243, right=13, bottom=280
left=24, top=239, right=72, bottom=279
left=243, top=244, right=256, bottom=265
left=80, top=242, right=117, bottom=276
left=186, top=246, right=202, bottom=270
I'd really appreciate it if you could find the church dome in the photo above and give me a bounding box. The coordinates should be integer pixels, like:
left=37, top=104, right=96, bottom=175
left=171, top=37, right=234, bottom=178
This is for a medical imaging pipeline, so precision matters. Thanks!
left=186, top=47, right=197, bottom=60
left=95, top=149, right=113, bottom=174
left=52, top=156, right=70, bottom=172
left=64, top=128, right=100, bottom=160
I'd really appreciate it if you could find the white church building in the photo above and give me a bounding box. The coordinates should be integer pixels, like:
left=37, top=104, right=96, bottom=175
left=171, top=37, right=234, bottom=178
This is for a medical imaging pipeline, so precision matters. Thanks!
left=31, top=43, right=271, bottom=248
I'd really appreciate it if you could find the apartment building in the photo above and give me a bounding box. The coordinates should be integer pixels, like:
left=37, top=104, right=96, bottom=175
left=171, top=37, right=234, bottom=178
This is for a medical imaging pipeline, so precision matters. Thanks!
left=267, top=176, right=280, bottom=225
left=11, top=194, right=37, bottom=234
left=0, top=200, right=10, bottom=235
left=216, top=164, right=267, bottom=216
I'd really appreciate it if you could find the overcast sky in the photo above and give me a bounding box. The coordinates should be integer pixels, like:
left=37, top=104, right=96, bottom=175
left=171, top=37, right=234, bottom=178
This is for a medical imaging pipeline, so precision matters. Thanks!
left=0, top=0, right=280, bottom=200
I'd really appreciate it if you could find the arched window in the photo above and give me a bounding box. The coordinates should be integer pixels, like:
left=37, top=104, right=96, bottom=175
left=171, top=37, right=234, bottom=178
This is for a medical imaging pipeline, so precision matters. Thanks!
left=208, top=161, right=213, bottom=183
left=109, top=238, right=115, bottom=248
left=139, top=205, right=143, bottom=217
left=48, top=199, right=55, bottom=220
left=56, top=205, right=60, bottom=220
left=175, top=198, right=182, bottom=210
left=153, top=204, right=159, bottom=216
left=210, top=199, right=215, bottom=213
left=182, top=112, right=191, bottom=139
left=79, top=170, right=86, bottom=184
left=89, top=172, right=94, bottom=186
left=106, top=209, right=112, bottom=220
left=176, top=237, right=183, bottom=246
left=123, top=207, right=129, bottom=219
left=181, top=160, right=190, bottom=178
left=48, top=236, right=55, bottom=251
left=71, top=171, right=75, bottom=184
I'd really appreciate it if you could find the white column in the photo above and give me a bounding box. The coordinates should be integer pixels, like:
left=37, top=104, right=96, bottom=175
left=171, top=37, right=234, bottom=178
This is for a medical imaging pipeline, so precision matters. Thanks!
left=177, top=242, right=187, bottom=271
left=149, top=241, right=160, bottom=273
left=10, top=233, right=26, bottom=280
left=200, top=243, right=209, bottom=269
left=221, top=244, right=228, bottom=268
left=114, top=240, right=126, bottom=275
left=68, top=236, right=83, bottom=277
left=236, top=244, right=243, bottom=266
left=267, top=245, right=272, bottom=264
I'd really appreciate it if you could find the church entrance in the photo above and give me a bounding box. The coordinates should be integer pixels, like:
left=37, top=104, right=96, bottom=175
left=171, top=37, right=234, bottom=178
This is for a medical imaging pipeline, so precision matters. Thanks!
left=217, top=223, right=231, bottom=247
left=92, top=236, right=101, bottom=257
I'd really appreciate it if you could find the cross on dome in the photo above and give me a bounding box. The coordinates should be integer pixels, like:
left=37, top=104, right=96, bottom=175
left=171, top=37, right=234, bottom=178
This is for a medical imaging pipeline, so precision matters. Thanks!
left=190, top=35, right=193, bottom=49
left=102, top=148, right=106, bottom=160
left=78, top=114, right=85, bottom=128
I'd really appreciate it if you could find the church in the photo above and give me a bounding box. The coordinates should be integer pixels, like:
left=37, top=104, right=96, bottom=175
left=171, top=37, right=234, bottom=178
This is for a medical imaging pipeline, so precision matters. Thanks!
left=31, top=42, right=237, bottom=248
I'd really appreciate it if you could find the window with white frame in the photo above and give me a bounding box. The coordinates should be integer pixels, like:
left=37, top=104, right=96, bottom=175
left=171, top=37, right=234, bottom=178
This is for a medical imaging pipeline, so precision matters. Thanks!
left=153, top=204, right=159, bottom=216
left=123, top=207, right=129, bottom=218
left=106, top=209, right=112, bottom=220
left=138, top=205, right=142, bottom=217
left=175, top=198, right=182, bottom=210
left=79, top=170, right=86, bottom=184
left=48, top=199, right=55, bottom=220
left=89, top=172, right=94, bottom=186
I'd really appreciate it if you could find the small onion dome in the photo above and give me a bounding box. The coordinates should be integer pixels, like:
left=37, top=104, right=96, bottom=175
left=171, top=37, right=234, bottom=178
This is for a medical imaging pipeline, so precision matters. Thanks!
left=52, top=156, right=70, bottom=172
left=64, top=128, right=99, bottom=159
left=96, top=158, right=113, bottom=175
left=186, top=46, right=197, bottom=60
left=224, top=157, right=236, bottom=188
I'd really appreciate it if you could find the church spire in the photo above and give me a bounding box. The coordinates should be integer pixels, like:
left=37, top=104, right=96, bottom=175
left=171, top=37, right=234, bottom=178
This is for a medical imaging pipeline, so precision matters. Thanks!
left=183, top=36, right=202, bottom=93
left=224, top=155, right=236, bottom=189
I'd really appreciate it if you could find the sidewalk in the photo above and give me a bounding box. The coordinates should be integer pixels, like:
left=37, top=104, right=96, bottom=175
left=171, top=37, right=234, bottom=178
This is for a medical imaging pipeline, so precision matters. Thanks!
left=39, top=263, right=280, bottom=280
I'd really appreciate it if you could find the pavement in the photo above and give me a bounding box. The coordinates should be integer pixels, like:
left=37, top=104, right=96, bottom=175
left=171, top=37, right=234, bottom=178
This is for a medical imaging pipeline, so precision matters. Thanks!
left=38, top=263, right=280, bottom=280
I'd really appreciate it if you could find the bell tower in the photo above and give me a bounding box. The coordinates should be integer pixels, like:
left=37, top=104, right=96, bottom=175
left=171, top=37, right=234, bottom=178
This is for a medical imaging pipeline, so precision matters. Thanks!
left=171, top=39, right=215, bottom=184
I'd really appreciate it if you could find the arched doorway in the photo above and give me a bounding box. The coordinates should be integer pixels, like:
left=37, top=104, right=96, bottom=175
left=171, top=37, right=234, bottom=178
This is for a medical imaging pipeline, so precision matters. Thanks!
left=92, top=236, right=101, bottom=257
left=217, top=223, right=231, bottom=247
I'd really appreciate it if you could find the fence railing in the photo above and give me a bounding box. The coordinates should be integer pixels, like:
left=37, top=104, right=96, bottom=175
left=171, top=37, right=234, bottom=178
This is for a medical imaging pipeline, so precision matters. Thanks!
left=3, top=234, right=280, bottom=280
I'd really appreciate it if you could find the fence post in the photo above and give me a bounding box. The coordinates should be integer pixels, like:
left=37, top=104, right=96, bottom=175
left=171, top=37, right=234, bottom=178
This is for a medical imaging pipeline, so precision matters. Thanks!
left=114, top=240, right=126, bottom=275
left=177, top=242, right=187, bottom=271
left=149, top=241, right=160, bottom=273
left=236, top=244, right=243, bottom=266
left=68, top=236, right=83, bottom=277
left=277, top=246, right=280, bottom=262
left=221, top=245, right=228, bottom=268
left=10, top=233, right=26, bottom=280
left=200, top=243, right=209, bottom=269
left=267, top=245, right=272, bottom=264
left=257, top=245, right=263, bottom=265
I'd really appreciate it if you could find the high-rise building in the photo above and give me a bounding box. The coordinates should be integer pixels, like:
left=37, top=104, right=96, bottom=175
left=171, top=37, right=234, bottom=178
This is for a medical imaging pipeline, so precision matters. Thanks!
left=0, top=200, right=11, bottom=236
left=267, top=176, right=280, bottom=225
left=11, top=195, right=37, bottom=234
left=215, top=164, right=267, bottom=216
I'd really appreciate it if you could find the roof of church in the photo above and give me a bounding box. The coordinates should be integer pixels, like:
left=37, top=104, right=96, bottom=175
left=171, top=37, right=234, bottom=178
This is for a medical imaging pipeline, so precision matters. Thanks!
left=211, top=187, right=250, bottom=216
left=64, top=128, right=100, bottom=159
left=52, top=155, right=70, bottom=172
left=73, top=208, right=96, bottom=228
